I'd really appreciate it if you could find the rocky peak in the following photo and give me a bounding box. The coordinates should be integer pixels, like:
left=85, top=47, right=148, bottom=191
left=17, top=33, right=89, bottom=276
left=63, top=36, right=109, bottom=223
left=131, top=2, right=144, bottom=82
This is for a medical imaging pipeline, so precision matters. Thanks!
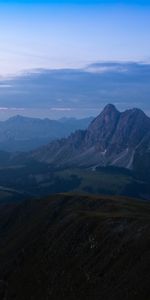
left=31, top=104, right=150, bottom=170
left=89, top=104, right=120, bottom=128
left=85, top=104, right=120, bottom=147
left=102, top=103, right=119, bottom=114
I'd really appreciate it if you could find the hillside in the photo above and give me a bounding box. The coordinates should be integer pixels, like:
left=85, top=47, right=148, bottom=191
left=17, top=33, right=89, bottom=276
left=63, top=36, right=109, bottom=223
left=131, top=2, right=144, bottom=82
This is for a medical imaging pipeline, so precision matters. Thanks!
left=0, top=193, right=150, bottom=300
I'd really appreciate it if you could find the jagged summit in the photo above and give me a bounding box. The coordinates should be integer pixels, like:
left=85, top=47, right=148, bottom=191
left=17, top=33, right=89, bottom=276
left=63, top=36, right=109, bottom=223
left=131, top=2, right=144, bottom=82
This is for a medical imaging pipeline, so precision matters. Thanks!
left=102, top=103, right=119, bottom=113
left=101, top=104, right=146, bottom=118
left=89, top=104, right=120, bottom=127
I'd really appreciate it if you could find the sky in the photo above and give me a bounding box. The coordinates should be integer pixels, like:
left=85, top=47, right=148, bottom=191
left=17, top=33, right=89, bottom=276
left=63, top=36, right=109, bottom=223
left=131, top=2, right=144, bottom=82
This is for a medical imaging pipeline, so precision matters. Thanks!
left=0, top=0, right=150, bottom=119
left=0, top=0, right=150, bottom=76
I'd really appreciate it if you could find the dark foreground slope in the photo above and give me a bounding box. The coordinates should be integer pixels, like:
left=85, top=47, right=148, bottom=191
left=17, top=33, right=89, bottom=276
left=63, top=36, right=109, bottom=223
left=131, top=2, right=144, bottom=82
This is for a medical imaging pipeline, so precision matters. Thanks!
left=0, top=194, right=150, bottom=300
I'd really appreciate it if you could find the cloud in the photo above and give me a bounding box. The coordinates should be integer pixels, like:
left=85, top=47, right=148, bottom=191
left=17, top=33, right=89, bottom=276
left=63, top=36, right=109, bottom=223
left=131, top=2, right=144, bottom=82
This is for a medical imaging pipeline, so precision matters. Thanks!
left=0, top=107, right=25, bottom=111
left=0, top=84, right=12, bottom=88
left=0, top=107, right=9, bottom=110
left=85, top=62, right=128, bottom=74
left=51, top=107, right=72, bottom=111
left=0, top=61, right=150, bottom=117
left=85, top=61, right=150, bottom=74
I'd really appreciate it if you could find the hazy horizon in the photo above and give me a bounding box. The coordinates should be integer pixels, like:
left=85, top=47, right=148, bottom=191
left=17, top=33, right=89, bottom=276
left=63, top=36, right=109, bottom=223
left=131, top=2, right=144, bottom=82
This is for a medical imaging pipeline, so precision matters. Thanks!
left=0, top=100, right=150, bottom=121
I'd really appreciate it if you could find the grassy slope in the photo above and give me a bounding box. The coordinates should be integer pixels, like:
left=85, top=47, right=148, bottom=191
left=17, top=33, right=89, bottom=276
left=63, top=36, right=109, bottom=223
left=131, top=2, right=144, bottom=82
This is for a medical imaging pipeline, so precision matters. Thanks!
left=0, top=193, right=150, bottom=300
left=55, top=168, right=132, bottom=195
left=0, top=160, right=148, bottom=199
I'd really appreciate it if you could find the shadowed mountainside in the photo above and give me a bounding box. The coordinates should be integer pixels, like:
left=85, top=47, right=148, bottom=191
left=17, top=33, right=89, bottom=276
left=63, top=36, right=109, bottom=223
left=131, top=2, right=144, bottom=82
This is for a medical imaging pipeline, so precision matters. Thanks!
left=31, top=104, right=150, bottom=172
left=0, top=193, right=150, bottom=300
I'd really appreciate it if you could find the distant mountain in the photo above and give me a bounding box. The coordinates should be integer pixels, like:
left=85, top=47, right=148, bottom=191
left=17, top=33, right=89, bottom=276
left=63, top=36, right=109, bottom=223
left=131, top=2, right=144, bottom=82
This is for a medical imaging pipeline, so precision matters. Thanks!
left=0, top=115, right=93, bottom=152
left=32, top=104, right=150, bottom=172
left=0, top=194, right=150, bottom=300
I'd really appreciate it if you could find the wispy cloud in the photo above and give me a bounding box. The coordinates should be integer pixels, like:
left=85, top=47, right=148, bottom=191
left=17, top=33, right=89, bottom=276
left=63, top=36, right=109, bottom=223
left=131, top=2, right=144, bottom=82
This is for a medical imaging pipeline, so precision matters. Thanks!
left=51, top=107, right=72, bottom=111
left=85, top=61, right=150, bottom=74
left=85, top=65, right=128, bottom=74
left=0, top=107, right=9, bottom=110
left=0, top=107, right=25, bottom=111
left=0, top=84, right=12, bottom=88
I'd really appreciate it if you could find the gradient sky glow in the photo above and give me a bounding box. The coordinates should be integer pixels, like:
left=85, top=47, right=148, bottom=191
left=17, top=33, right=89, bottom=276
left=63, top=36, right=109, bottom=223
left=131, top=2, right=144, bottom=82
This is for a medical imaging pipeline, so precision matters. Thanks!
left=0, top=0, right=150, bottom=75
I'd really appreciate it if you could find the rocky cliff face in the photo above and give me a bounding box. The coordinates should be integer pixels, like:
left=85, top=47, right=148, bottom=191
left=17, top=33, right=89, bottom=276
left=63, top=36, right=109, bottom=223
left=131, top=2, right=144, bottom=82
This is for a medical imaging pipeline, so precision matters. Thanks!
left=32, top=104, right=150, bottom=170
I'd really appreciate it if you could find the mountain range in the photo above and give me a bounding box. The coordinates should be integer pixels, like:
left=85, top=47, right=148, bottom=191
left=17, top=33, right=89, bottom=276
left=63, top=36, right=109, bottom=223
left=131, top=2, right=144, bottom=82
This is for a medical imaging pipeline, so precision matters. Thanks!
left=0, top=116, right=93, bottom=152
left=32, top=104, right=150, bottom=173
left=0, top=104, right=149, bottom=201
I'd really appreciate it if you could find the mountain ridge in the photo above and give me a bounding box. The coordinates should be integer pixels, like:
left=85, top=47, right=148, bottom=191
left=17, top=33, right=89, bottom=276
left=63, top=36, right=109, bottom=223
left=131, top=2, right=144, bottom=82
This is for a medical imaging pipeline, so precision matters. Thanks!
left=31, top=104, right=150, bottom=170
left=0, top=115, right=93, bottom=152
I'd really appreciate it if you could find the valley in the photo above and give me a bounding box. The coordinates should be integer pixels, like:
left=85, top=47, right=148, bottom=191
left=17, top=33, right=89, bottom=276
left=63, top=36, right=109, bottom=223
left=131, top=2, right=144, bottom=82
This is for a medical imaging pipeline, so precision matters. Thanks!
left=0, top=161, right=148, bottom=202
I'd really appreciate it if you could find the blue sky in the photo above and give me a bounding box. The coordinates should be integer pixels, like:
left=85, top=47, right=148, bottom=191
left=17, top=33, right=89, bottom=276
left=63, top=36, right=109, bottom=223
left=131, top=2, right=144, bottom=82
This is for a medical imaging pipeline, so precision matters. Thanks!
left=0, top=0, right=150, bottom=76
left=1, top=1, right=150, bottom=4
left=0, top=0, right=150, bottom=118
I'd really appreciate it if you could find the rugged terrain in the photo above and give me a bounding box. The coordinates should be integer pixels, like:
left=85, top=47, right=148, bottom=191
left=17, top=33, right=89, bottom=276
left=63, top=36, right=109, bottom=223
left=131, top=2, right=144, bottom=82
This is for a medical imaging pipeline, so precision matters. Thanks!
left=0, top=104, right=149, bottom=200
left=32, top=104, right=150, bottom=172
left=0, top=193, right=150, bottom=300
